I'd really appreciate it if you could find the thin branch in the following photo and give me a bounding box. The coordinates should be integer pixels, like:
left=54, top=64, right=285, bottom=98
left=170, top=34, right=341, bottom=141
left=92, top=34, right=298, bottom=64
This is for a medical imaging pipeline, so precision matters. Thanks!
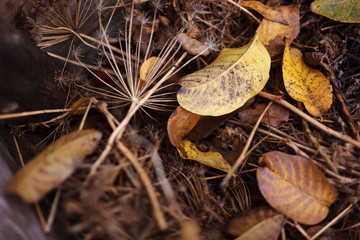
left=259, top=91, right=360, bottom=149
left=222, top=101, right=273, bottom=186
left=117, top=141, right=168, bottom=231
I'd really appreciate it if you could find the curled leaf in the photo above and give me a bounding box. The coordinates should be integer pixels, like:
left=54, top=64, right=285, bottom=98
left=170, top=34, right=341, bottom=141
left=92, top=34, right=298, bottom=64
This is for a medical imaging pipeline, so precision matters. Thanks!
left=241, top=1, right=300, bottom=57
left=177, top=34, right=270, bottom=116
left=6, top=130, right=102, bottom=203
left=282, top=39, right=333, bottom=116
left=227, top=207, right=286, bottom=240
left=311, top=0, right=360, bottom=23
left=178, top=140, right=232, bottom=173
left=257, top=151, right=338, bottom=225
left=167, top=106, right=201, bottom=148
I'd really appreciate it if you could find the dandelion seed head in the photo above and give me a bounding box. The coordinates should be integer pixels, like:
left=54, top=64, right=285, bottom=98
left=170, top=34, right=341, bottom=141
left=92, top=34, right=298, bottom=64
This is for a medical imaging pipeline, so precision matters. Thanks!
left=190, top=3, right=207, bottom=13
left=122, top=10, right=132, bottom=22
left=205, top=34, right=219, bottom=52
left=71, top=45, right=85, bottom=59
left=137, top=14, right=150, bottom=26
left=151, top=0, right=167, bottom=12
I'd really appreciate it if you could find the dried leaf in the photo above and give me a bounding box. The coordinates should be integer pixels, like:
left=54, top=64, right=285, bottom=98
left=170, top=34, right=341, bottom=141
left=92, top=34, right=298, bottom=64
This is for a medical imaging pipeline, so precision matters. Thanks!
left=238, top=103, right=289, bottom=127
left=177, top=34, right=270, bottom=116
left=140, top=56, right=161, bottom=86
left=257, top=151, right=338, bottom=225
left=177, top=140, right=232, bottom=173
left=178, top=32, right=210, bottom=56
left=241, top=1, right=300, bottom=57
left=227, top=207, right=286, bottom=240
left=311, top=0, right=360, bottom=23
left=6, top=130, right=102, bottom=203
left=167, top=106, right=201, bottom=148
left=282, top=39, right=333, bottom=117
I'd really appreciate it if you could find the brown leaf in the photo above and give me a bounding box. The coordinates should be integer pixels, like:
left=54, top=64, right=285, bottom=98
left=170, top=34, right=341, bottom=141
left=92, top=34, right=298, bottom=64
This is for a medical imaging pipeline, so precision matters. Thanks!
left=178, top=32, right=210, bottom=56
left=238, top=103, right=289, bottom=127
left=167, top=106, right=201, bottom=148
left=241, top=1, right=300, bottom=57
left=5, top=130, right=102, bottom=203
left=257, top=151, right=338, bottom=225
left=227, top=207, right=286, bottom=240
left=187, top=98, right=254, bottom=141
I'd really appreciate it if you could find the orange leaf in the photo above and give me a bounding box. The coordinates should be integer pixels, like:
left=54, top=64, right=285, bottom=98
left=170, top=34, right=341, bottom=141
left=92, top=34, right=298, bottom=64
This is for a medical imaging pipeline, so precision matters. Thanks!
left=167, top=106, right=201, bottom=148
left=282, top=39, right=333, bottom=117
left=257, top=151, right=338, bottom=225
left=241, top=1, right=300, bottom=57
left=227, top=207, right=286, bottom=240
left=5, top=130, right=102, bottom=203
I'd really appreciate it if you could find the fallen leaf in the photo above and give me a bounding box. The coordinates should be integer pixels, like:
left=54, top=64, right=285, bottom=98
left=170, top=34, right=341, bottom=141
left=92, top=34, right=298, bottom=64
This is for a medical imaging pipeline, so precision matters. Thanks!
left=282, top=39, right=333, bottom=117
left=140, top=56, right=161, bottom=87
left=186, top=98, right=255, bottom=141
left=226, top=207, right=286, bottom=240
left=241, top=1, right=300, bottom=57
left=178, top=140, right=232, bottom=173
left=257, top=151, right=338, bottom=225
left=6, top=130, right=102, bottom=203
left=311, top=0, right=360, bottom=23
left=177, top=33, right=270, bottom=116
left=178, top=32, right=210, bottom=56
left=238, top=103, right=289, bottom=127
left=167, top=106, right=201, bottom=148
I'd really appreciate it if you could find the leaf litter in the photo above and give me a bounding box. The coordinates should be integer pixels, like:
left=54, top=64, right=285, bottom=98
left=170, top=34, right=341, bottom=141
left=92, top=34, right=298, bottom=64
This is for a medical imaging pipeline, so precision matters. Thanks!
left=1, top=0, right=360, bottom=239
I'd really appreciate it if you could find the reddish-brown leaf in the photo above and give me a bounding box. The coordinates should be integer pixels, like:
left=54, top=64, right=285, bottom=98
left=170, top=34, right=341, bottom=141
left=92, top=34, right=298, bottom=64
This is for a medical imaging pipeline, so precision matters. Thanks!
left=238, top=103, right=289, bottom=127
left=257, top=151, right=338, bottom=225
left=167, top=106, right=201, bottom=148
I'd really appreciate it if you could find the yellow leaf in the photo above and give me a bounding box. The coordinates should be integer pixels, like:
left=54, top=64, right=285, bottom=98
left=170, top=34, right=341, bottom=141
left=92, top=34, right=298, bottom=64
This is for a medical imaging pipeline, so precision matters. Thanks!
left=311, top=0, right=360, bottom=23
left=257, top=151, right=338, bottom=225
left=5, top=130, right=102, bottom=203
left=227, top=207, right=286, bottom=240
left=282, top=40, right=333, bottom=116
left=139, top=56, right=161, bottom=88
left=177, top=34, right=270, bottom=116
left=177, top=140, right=232, bottom=173
left=241, top=1, right=300, bottom=57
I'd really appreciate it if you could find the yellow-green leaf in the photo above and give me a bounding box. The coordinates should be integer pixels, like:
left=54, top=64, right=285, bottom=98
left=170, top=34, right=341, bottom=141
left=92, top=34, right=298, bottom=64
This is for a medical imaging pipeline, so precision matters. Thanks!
left=177, top=34, right=270, bottom=116
left=227, top=207, right=286, bottom=240
left=257, top=151, right=338, bottom=225
left=282, top=40, right=333, bottom=116
left=177, top=140, right=232, bottom=173
left=311, top=0, right=360, bottom=23
left=6, top=130, right=102, bottom=203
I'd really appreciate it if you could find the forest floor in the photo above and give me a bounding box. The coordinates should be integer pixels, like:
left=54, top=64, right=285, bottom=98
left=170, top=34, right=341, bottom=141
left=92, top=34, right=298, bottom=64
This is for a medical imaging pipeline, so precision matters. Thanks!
left=0, top=0, right=360, bottom=239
